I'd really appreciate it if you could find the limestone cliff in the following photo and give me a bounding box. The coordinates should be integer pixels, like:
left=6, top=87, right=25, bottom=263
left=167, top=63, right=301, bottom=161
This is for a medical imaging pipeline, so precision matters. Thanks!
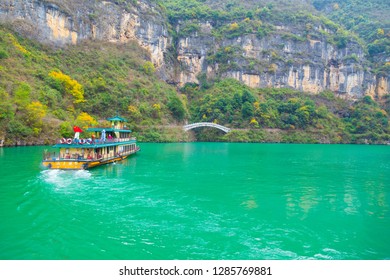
left=0, top=0, right=171, bottom=76
left=176, top=21, right=389, bottom=98
left=0, top=0, right=388, bottom=98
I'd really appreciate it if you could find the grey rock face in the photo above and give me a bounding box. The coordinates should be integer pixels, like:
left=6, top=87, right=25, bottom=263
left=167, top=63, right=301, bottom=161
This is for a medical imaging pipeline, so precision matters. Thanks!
left=0, top=0, right=388, bottom=97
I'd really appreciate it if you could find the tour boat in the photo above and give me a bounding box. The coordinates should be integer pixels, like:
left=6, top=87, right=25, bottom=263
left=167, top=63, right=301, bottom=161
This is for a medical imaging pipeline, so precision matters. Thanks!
left=42, top=116, right=139, bottom=170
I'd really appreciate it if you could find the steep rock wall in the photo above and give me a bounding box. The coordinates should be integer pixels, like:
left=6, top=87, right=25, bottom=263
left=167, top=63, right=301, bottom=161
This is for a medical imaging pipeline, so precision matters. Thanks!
left=0, top=0, right=170, bottom=70
left=1, top=0, right=388, bottom=98
left=176, top=22, right=388, bottom=98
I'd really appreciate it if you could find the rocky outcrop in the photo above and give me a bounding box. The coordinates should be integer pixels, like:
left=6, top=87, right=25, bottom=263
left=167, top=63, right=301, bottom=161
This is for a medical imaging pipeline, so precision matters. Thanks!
left=0, top=0, right=170, bottom=70
left=0, top=0, right=388, bottom=98
left=176, top=22, right=388, bottom=98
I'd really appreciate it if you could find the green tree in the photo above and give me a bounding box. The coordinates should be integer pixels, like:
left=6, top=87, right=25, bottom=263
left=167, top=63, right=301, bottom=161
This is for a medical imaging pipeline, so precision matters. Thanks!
left=242, top=89, right=256, bottom=103
left=0, top=49, right=9, bottom=59
left=14, top=82, right=31, bottom=109
left=59, top=121, right=73, bottom=138
left=6, top=119, right=33, bottom=138
left=0, top=89, right=14, bottom=122
left=142, top=61, right=156, bottom=75
left=168, top=95, right=186, bottom=121
left=242, top=101, right=254, bottom=118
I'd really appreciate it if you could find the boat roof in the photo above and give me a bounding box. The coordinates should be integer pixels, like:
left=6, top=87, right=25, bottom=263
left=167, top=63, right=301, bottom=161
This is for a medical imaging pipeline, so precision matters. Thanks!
left=107, top=115, right=127, bottom=122
left=86, top=128, right=132, bottom=133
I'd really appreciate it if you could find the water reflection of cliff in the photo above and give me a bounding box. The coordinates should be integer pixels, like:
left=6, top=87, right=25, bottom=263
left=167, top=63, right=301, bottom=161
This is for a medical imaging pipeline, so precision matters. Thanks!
left=365, top=181, right=388, bottom=219
left=285, top=188, right=319, bottom=220
left=283, top=181, right=388, bottom=220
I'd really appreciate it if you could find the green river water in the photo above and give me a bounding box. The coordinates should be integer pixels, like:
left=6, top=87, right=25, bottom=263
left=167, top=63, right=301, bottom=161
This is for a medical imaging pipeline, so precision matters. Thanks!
left=0, top=143, right=389, bottom=260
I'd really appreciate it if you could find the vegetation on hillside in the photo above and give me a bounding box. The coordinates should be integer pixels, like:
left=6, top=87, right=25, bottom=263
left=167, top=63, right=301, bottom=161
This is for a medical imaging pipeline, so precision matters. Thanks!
left=312, top=0, right=390, bottom=76
left=152, top=0, right=374, bottom=94
left=0, top=0, right=389, bottom=145
left=0, top=26, right=187, bottom=145
left=158, top=0, right=362, bottom=45
left=156, top=0, right=386, bottom=75
left=182, top=78, right=389, bottom=143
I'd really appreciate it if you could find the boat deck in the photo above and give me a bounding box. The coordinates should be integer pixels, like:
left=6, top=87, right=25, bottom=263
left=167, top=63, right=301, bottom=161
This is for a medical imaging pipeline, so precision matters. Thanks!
left=42, top=147, right=140, bottom=170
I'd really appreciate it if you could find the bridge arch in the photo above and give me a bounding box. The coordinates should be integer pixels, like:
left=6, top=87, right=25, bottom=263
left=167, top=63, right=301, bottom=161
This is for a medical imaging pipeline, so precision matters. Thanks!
left=183, top=122, right=231, bottom=133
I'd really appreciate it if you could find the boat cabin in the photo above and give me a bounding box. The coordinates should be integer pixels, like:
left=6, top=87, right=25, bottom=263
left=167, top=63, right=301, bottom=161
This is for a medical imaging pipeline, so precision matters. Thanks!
left=42, top=115, right=139, bottom=169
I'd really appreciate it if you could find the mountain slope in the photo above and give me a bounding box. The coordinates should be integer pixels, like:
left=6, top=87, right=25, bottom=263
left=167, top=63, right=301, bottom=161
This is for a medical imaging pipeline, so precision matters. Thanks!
left=0, top=0, right=389, bottom=144
left=0, top=25, right=189, bottom=145
left=1, top=0, right=388, bottom=97
left=156, top=0, right=388, bottom=97
left=312, top=0, right=390, bottom=76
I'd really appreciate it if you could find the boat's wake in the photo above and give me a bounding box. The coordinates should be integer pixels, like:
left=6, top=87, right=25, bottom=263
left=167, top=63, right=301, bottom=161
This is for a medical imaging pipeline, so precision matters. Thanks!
left=40, top=169, right=92, bottom=190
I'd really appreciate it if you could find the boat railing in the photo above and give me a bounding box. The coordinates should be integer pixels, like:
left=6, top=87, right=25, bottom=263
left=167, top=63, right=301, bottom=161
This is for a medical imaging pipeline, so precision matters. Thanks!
left=43, top=147, right=139, bottom=162
left=57, top=137, right=136, bottom=145
left=87, top=125, right=130, bottom=130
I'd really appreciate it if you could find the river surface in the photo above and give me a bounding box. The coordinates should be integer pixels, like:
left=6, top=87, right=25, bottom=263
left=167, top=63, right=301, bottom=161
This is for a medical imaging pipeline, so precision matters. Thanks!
left=0, top=143, right=389, bottom=260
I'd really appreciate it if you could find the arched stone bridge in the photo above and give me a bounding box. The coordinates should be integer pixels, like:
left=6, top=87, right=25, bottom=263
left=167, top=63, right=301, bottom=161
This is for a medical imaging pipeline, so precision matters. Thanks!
left=183, top=122, right=231, bottom=133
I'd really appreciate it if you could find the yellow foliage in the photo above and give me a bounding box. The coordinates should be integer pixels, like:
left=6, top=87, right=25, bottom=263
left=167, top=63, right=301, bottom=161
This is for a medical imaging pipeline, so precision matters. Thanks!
left=142, top=61, right=156, bottom=75
left=128, top=105, right=141, bottom=120
left=253, top=101, right=260, bottom=110
left=297, top=105, right=309, bottom=112
left=7, top=34, right=31, bottom=56
left=26, top=101, right=47, bottom=121
left=377, top=28, right=385, bottom=36
left=49, top=70, right=85, bottom=104
left=152, top=103, right=161, bottom=111
left=260, top=112, right=271, bottom=120
left=128, top=105, right=139, bottom=114
left=32, top=127, right=41, bottom=136
left=76, top=112, right=97, bottom=129
left=250, top=118, right=258, bottom=126
left=229, top=22, right=239, bottom=31
left=26, top=101, right=46, bottom=134
left=288, top=98, right=300, bottom=104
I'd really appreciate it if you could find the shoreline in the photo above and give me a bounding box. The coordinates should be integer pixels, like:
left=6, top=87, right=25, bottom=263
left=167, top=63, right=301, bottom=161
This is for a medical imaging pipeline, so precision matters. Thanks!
left=2, top=126, right=389, bottom=147
left=2, top=139, right=389, bottom=147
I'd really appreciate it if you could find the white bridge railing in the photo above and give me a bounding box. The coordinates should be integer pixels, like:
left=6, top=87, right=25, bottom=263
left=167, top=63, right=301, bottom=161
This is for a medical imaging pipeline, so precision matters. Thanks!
left=183, top=122, right=231, bottom=133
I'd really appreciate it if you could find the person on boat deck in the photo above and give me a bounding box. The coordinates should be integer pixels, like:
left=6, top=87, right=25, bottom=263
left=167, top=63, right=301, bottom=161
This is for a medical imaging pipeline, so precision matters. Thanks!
left=108, top=134, right=113, bottom=140
left=101, top=129, right=106, bottom=142
left=73, top=126, right=83, bottom=140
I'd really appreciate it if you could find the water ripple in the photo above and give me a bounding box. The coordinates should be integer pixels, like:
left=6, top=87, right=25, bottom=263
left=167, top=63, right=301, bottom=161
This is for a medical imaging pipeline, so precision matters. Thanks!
left=2, top=144, right=390, bottom=259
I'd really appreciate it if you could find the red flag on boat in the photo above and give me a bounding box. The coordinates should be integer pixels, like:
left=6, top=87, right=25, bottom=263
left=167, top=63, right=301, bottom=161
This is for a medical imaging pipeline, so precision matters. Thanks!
left=73, top=126, right=83, bottom=133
